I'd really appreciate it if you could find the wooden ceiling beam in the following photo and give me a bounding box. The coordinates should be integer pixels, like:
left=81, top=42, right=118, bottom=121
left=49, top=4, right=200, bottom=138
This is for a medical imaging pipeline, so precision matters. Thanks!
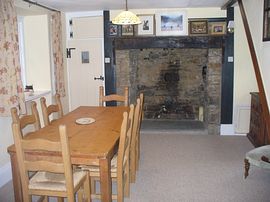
left=221, top=0, right=238, bottom=10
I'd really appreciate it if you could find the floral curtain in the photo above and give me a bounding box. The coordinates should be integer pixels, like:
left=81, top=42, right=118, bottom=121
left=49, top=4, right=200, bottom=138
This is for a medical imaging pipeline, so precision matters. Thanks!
left=51, top=11, right=66, bottom=97
left=0, top=0, right=25, bottom=116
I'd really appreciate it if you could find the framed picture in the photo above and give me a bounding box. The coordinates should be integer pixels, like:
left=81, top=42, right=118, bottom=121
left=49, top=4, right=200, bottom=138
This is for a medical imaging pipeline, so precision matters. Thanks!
left=209, top=21, right=226, bottom=35
left=155, top=11, right=187, bottom=36
left=121, top=25, right=134, bottom=36
left=263, top=0, right=270, bottom=41
left=109, top=23, right=120, bottom=37
left=137, top=14, right=155, bottom=36
left=189, top=20, right=208, bottom=35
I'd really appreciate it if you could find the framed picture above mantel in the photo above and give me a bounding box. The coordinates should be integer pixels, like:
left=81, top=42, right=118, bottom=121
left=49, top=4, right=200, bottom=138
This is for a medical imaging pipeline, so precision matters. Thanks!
left=121, top=25, right=134, bottom=36
left=155, top=11, right=188, bottom=36
left=111, top=17, right=227, bottom=38
left=189, top=18, right=227, bottom=36
left=189, top=20, right=208, bottom=35
left=208, top=21, right=226, bottom=35
left=137, top=14, right=155, bottom=36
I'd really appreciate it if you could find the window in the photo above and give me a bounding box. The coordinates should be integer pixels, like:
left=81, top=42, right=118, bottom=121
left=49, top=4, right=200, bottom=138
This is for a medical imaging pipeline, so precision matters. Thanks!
left=263, top=0, right=270, bottom=41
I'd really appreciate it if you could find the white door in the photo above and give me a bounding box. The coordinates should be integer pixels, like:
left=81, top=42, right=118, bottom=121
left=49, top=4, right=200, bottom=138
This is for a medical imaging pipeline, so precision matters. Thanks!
left=67, top=15, right=104, bottom=110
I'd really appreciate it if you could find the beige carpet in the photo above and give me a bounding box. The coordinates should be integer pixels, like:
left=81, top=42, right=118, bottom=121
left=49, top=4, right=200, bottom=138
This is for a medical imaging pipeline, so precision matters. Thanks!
left=125, top=133, right=270, bottom=202
left=1, top=132, right=270, bottom=202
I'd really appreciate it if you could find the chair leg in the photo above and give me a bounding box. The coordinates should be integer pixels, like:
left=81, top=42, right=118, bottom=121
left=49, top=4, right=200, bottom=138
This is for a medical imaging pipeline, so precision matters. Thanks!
left=124, top=162, right=130, bottom=197
left=90, top=178, right=96, bottom=195
left=56, top=197, right=63, bottom=202
left=77, top=188, right=84, bottom=202
left=41, top=196, right=49, bottom=202
left=244, top=158, right=250, bottom=179
left=135, top=138, right=140, bottom=171
left=130, top=148, right=136, bottom=183
left=84, top=174, right=91, bottom=202
left=117, top=174, right=124, bottom=202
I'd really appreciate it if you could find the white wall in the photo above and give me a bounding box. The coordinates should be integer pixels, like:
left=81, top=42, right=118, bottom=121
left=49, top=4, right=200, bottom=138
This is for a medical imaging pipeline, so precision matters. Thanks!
left=0, top=117, right=13, bottom=168
left=0, top=117, right=13, bottom=187
left=110, top=7, right=226, bottom=19
left=232, top=0, right=270, bottom=134
left=233, top=5, right=258, bottom=134
left=242, top=0, right=270, bottom=106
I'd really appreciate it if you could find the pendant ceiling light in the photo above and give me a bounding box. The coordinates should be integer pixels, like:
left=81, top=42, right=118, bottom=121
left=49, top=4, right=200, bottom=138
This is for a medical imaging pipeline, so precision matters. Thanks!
left=112, top=0, right=141, bottom=25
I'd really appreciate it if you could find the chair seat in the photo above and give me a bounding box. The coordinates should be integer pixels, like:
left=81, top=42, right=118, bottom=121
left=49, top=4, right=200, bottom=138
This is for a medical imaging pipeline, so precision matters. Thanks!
left=29, top=170, right=87, bottom=191
left=246, top=145, right=270, bottom=169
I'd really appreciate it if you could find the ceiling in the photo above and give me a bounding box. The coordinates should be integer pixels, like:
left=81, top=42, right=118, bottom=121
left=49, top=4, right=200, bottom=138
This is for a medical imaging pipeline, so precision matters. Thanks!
left=29, top=0, right=229, bottom=12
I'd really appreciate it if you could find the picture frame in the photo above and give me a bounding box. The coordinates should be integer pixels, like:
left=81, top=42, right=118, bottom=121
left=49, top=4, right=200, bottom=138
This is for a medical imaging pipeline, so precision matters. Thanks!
left=263, top=0, right=270, bottom=41
left=109, top=23, right=120, bottom=37
left=209, top=21, right=226, bottom=35
left=121, top=25, right=134, bottom=36
left=137, top=14, right=155, bottom=36
left=155, top=11, right=187, bottom=36
left=189, top=20, right=208, bottom=35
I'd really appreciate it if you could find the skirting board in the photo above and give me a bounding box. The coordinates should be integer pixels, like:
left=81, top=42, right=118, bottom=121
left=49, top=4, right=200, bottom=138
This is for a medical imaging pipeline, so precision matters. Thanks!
left=0, top=162, right=12, bottom=188
left=220, top=124, right=246, bottom=136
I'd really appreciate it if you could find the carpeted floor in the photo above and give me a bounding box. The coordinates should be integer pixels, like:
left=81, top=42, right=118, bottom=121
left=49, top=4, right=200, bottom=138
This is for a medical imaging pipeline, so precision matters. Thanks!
left=1, top=132, right=270, bottom=202
left=124, top=132, right=270, bottom=202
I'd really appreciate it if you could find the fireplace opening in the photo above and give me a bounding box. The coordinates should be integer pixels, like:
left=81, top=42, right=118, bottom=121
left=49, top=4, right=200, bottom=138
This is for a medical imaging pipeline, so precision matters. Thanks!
left=116, top=47, right=222, bottom=135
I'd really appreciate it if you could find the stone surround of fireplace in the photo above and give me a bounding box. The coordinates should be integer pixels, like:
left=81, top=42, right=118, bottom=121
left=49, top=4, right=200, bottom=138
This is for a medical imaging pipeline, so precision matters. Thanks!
left=114, top=36, right=224, bottom=135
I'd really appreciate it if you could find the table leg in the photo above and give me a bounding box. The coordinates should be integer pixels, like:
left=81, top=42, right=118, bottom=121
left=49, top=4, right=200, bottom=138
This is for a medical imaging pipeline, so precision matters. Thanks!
left=99, top=157, right=112, bottom=202
left=10, top=152, right=23, bottom=202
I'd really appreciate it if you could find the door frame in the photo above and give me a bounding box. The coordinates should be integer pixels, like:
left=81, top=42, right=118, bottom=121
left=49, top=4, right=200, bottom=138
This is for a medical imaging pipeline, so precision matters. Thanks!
left=65, top=11, right=104, bottom=110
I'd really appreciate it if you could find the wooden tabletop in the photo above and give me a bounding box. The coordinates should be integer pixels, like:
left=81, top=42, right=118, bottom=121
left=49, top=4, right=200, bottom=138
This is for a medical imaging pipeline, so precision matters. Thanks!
left=8, top=106, right=128, bottom=161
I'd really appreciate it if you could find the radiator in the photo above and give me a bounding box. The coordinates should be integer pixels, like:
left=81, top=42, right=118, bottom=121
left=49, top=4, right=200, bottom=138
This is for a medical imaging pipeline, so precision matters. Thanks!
left=235, top=106, right=251, bottom=134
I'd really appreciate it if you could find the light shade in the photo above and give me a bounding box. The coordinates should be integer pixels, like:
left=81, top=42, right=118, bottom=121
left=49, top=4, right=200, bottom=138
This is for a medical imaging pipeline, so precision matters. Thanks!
left=227, top=20, right=234, bottom=33
left=112, top=10, right=141, bottom=25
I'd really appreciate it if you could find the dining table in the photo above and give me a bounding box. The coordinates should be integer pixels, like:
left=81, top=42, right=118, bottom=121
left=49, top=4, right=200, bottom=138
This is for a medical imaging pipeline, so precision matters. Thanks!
left=7, top=106, right=128, bottom=202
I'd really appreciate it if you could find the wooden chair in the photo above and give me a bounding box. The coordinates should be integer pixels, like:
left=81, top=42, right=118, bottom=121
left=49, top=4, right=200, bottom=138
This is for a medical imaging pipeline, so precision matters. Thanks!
left=136, top=93, right=144, bottom=170
left=130, top=98, right=141, bottom=183
left=82, top=105, right=134, bottom=202
left=244, top=145, right=270, bottom=179
left=11, top=123, right=91, bottom=202
left=40, top=93, right=63, bottom=126
left=99, top=86, right=129, bottom=106
left=11, top=101, right=41, bottom=134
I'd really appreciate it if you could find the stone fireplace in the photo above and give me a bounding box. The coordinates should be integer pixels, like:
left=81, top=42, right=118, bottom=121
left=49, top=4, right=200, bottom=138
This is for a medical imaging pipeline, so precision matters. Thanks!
left=114, top=37, right=223, bottom=135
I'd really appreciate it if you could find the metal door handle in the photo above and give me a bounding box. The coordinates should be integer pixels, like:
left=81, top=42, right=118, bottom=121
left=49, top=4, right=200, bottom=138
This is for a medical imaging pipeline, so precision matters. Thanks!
left=94, top=76, right=104, bottom=81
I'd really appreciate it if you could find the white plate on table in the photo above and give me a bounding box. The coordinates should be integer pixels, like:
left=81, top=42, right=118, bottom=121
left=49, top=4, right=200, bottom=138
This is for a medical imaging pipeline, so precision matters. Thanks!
left=75, top=117, right=95, bottom=125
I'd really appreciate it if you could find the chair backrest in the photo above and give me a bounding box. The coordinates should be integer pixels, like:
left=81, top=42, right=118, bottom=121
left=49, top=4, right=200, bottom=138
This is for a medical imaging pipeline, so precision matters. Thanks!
left=10, top=101, right=41, bottom=134
left=99, top=86, right=129, bottom=106
left=130, top=94, right=144, bottom=150
left=139, top=93, right=144, bottom=126
left=130, top=98, right=141, bottom=153
left=129, top=98, right=141, bottom=179
left=117, top=105, right=134, bottom=176
left=40, top=93, right=63, bottom=126
left=11, top=123, right=74, bottom=201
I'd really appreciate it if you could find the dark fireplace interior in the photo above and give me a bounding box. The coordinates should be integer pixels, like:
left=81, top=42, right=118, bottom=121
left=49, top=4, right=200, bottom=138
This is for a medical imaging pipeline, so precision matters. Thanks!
left=114, top=37, right=223, bottom=135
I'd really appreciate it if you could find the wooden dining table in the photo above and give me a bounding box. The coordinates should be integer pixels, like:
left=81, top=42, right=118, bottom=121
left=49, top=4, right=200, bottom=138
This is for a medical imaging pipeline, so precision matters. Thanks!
left=7, top=106, right=128, bottom=202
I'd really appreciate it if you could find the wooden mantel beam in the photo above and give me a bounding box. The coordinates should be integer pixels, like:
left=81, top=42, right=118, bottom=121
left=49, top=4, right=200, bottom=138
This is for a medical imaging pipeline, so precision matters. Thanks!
left=221, top=0, right=238, bottom=9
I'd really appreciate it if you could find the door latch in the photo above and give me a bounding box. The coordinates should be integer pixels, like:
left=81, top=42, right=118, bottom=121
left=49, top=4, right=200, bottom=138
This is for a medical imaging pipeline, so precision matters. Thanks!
left=66, top=48, right=76, bottom=58
left=94, top=76, right=104, bottom=81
